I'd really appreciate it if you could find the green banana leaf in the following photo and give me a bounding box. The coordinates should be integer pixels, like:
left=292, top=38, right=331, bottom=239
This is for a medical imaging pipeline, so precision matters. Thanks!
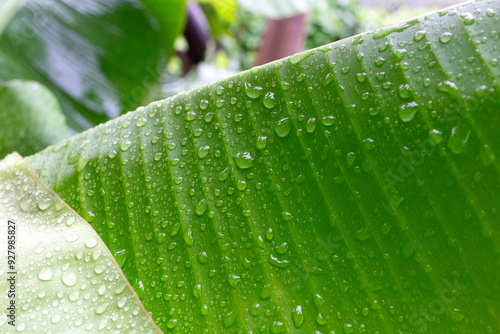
left=0, top=0, right=186, bottom=131
left=0, top=153, right=160, bottom=333
left=16, top=0, right=500, bottom=332
left=0, top=80, right=69, bottom=158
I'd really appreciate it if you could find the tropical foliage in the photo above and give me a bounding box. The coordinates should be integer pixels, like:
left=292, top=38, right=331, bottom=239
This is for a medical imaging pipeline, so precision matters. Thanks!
left=1, top=0, right=499, bottom=333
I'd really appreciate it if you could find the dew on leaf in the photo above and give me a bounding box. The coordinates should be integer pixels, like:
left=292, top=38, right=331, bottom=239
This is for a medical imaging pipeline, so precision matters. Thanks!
left=136, top=118, right=147, bottom=127
left=199, top=99, right=209, bottom=110
left=439, top=32, right=453, bottom=44
left=292, top=305, right=304, bottom=328
left=195, top=199, right=208, bottom=216
left=234, top=152, right=254, bottom=169
left=204, top=112, right=214, bottom=123
left=38, top=268, right=53, bottom=281
left=245, top=83, right=263, bottom=99
left=461, top=12, right=475, bottom=25
left=193, top=284, right=202, bottom=299
left=436, top=80, right=458, bottom=100
left=316, top=313, right=327, bottom=325
left=198, top=146, right=210, bottom=159
left=306, top=117, right=316, bottom=133
left=276, top=117, right=292, bottom=137
left=270, top=321, right=285, bottom=333
left=85, top=237, right=98, bottom=248
left=186, top=111, right=196, bottom=121
left=429, top=129, right=444, bottom=146
left=399, top=101, right=419, bottom=122
left=95, top=303, right=109, bottom=315
left=263, top=92, right=277, bottom=109
left=256, top=136, right=267, bottom=149
left=413, top=30, right=426, bottom=42
left=223, top=312, right=237, bottom=328
left=398, top=84, right=412, bottom=99
left=321, top=115, right=335, bottom=126
left=61, top=271, right=77, bottom=287
left=268, top=255, right=290, bottom=268
left=120, top=141, right=131, bottom=152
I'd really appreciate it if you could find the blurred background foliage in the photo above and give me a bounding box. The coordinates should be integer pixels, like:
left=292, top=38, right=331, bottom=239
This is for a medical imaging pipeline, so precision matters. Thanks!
left=0, top=0, right=461, bottom=156
left=161, top=0, right=461, bottom=98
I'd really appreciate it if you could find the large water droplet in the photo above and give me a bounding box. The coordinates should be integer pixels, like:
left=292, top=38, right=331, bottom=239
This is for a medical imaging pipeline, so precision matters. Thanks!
left=38, top=268, right=53, bottom=281
left=276, top=117, right=292, bottom=137
left=260, top=284, right=272, bottom=300
left=198, top=146, right=210, bottom=159
left=68, top=291, right=80, bottom=302
left=321, top=115, right=335, bottom=126
left=136, top=118, right=147, bottom=127
left=413, top=30, right=426, bottom=42
left=270, top=321, right=285, bottom=333
left=268, top=255, right=290, bottom=268
left=197, top=251, right=208, bottom=264
left=186, top=111, right=196, bottom=121
left=229, top=274, right=240, bottom=288
left=398, top=84, right=412, bottom=99
left=461, top=12, right=475, bottom=25
left=195, top=199, right=208, bottom=216
left=316, top=313, right=327, bottom=325
left=61, top=271, right=77, bottom=287
left=117, top=297, right=127, bottom=308
left=184, top=228, right=194, bottom=246
left=292, top=305, right=304, bottom=328
left=223, top=312, right=237, bottom=328
left=51, top=314, right=61, bottom=324
left=436, top=81, right=458, bottom=100
left=428, top=129, right=444, bottom=146
left=95, top=303, right=109, bottom=315
left=193, top=284, right=202, bottom=299
left=399, top=101, right=419, bottom=122
left=120, top=141, right=131, bottom=152
left=306, top=117, right=316, bottom=133
left=263, top=92, right=277, bottom=109
left=448, top=126, right=471, bottom=154
left=199, top=99, right=209, bottom=110
left=38, top=198, right=52, bottom=210
left=256, top=136, right=267, bottom=149
left=245, top=83, right=263, bottom=99
left=234, top=152, right=254, bottom=169
left=439, top=32, right=452, bottom=44
left=85, top=237, right=98, bottom=248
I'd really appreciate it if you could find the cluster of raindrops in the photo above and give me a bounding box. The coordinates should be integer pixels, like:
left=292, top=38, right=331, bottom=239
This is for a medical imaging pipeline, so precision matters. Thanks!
left=0, top=155, right=159, bottom=333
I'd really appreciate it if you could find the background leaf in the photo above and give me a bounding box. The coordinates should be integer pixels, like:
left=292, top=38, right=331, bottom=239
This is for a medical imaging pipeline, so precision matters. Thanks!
left=0, top=0, right=21, bottom=35
left=0, top=0, right=185, bottom=131
left=0, top=80, right=69, bottom=158
left=0, top=153, right=161, bottom=333
left=26, top=0, right=500, bottom=332
left=141, top=0, right=187, bottom=59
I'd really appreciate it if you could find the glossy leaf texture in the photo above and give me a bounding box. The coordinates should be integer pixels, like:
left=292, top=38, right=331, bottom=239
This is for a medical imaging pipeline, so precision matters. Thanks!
left=0, top=0, right=185, bottom=131
left=0, top=80, right=69, bottom=158
left=0, top=153, right=161, bottom=333
left=27, top=1, right=500, bottom=332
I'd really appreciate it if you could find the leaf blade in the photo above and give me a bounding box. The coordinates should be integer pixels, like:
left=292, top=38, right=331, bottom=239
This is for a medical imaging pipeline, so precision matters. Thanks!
left=26, top=1, right=500, bottom=332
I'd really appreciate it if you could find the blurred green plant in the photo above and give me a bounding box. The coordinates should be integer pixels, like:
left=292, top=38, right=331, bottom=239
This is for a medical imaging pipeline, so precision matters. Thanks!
left=0, top=80, right=69, bottom=158
left=0, top=0, right=186, bottom=132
